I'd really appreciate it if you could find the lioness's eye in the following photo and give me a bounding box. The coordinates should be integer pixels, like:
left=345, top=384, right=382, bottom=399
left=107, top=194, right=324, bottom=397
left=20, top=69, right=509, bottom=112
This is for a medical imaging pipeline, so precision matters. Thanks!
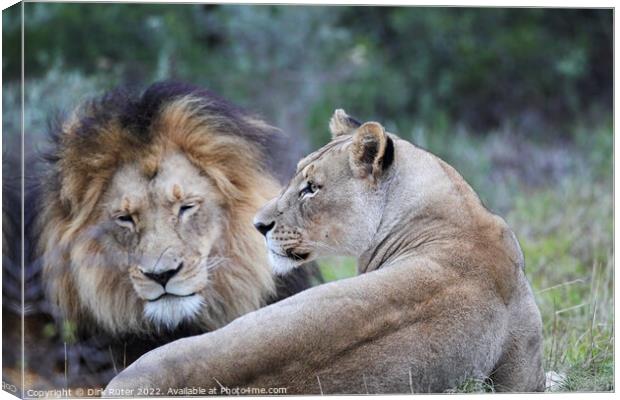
left=299, top=181, right=319, bottom=198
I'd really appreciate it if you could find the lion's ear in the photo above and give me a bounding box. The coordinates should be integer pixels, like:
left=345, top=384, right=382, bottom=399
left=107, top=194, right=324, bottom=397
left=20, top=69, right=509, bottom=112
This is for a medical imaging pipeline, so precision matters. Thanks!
left=329, top=109, right=361, bottom=138
left=349, top=121, right=394, bottom=180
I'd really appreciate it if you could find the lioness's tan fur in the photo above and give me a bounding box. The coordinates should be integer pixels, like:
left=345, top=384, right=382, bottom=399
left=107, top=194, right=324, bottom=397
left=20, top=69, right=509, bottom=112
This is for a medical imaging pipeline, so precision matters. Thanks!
left=106, top=110, right=544, bottom=394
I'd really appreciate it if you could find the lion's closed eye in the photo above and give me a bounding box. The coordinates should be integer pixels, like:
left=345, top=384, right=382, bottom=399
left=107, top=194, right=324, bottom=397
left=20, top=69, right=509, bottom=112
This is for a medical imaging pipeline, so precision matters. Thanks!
left=179, top=204, right=195, bottom=214
left=178, top=199, right=202, bottom=218
left=114, top=213, right=136, bottom=229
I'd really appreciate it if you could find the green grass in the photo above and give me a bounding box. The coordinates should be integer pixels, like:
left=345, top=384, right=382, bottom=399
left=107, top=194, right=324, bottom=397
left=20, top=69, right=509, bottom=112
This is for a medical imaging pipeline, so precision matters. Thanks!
left=448, top=377, right=496, bottom=393
left=318, top=257, right=357, bottom=282
left=510, top=180, right=613, bottom=392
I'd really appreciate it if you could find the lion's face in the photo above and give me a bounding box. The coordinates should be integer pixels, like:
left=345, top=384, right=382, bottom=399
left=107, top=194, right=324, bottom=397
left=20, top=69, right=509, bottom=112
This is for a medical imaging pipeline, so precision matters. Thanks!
left=254, top=111, right=394, bottom=275
left=94, top=152, right=223, bottom=329
left=41, top=86, right=293, bottom=337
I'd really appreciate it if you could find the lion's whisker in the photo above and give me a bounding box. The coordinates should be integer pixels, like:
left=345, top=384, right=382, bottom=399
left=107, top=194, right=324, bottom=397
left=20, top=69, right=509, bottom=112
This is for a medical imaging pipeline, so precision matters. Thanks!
left=202, top=256, right=230, bottom=272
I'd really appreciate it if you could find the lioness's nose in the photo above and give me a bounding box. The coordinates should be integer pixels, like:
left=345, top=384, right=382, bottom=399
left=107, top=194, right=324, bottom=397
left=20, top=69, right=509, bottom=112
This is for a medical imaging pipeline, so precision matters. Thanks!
left=254, top=221, right=275, bottom=236
left=143, top=262, right=183, bottom=287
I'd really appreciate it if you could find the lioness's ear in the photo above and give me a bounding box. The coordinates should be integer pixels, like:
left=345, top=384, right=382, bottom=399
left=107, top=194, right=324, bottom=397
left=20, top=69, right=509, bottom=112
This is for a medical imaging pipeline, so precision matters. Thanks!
left=329, top=109, right=361, bottom=138
left=349, top=121, right=394, bottom=180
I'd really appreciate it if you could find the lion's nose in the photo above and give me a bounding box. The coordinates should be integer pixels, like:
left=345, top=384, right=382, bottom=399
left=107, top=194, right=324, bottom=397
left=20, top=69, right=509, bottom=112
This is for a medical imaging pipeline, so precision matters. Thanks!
left=254, top=221, right=275, bottom=236
left=143, top=262, right=183, bottom=287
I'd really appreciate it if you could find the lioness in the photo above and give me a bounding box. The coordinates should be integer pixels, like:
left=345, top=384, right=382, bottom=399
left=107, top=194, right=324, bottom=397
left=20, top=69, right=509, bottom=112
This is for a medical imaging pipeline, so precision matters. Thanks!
left=106, top=110, right=545, bottom=393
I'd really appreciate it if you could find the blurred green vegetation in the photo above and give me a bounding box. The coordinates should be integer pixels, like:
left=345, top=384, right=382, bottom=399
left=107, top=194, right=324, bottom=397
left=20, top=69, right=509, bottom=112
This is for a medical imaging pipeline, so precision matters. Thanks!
left=3, top=4, right=612, bottom=143
left=2, top=3, right=613, bottom=392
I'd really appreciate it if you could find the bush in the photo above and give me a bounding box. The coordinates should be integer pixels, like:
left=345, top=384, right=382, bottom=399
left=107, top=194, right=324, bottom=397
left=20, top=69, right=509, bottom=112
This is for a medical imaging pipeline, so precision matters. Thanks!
left=3, top=5, right=612, bottom=139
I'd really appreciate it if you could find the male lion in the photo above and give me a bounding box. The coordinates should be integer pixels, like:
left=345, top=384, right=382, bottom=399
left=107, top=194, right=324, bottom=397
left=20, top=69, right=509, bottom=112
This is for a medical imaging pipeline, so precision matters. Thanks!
left=34, top=82, right=319, bottom=380
left=106, top=109, right=545, bottom=394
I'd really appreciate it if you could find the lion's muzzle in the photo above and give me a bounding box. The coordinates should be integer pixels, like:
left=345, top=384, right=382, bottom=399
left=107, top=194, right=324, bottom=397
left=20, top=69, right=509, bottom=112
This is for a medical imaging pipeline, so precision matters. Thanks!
left=142, top=261, right=183, bottom=287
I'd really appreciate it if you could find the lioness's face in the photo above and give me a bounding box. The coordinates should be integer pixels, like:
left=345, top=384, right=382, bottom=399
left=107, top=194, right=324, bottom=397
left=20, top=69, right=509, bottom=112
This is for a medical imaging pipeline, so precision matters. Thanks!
left=98, top=152, right=223, bottom=329
left=254, top=115, right=393, bottom=275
